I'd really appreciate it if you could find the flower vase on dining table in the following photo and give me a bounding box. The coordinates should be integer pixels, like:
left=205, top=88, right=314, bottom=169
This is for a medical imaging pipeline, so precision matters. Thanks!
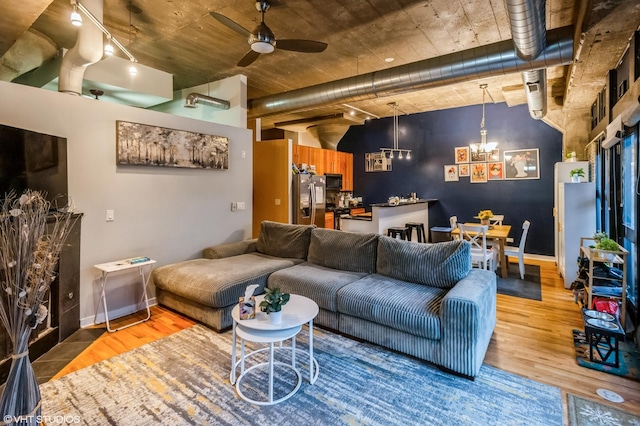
left=481, top=219, right=490, bottom=226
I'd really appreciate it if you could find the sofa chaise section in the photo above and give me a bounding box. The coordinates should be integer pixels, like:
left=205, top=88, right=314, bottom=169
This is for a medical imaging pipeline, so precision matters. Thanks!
left=153, top=222, right=314, bottom=331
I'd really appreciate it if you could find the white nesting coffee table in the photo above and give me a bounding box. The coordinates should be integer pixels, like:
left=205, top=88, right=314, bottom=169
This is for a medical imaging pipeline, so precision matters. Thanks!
left=230, top=294, right=319, bottom=405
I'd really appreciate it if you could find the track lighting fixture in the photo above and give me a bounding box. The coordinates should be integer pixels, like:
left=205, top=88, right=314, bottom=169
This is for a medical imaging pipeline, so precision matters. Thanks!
left=70, top=5, right=82, bottom=26
left=104, top=36, right=114, bottom=56
left=380, top=102, right=411, bottom=161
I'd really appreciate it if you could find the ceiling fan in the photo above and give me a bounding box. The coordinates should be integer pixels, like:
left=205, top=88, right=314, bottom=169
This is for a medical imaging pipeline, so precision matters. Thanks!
left=209, top=1, right=328, bottom=67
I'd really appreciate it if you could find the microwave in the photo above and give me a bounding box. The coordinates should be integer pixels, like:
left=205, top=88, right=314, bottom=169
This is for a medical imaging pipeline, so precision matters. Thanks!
left=325, top=173, right=343, bottom=190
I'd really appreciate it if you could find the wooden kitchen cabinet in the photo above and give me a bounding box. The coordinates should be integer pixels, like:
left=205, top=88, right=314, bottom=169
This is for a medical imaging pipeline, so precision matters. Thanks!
left=325, top=211, right=334, bottom=229
left=324, top=150, right=339, bottom=174
left=292, top=145, right=353, bottom=191
left=350, top=207, right=365, bottom=215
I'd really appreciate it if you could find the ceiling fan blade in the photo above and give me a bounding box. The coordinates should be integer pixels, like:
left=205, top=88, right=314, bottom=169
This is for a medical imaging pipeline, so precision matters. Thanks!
left=237, top=50, right=261, bottom=67
left=276, top=39, right=328, bottom=53
left=209, top=12, right=251, bottom=37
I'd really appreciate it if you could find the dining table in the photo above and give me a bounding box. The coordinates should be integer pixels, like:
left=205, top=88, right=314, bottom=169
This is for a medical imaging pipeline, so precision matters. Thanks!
left=451, top=223, right=512, bottom=278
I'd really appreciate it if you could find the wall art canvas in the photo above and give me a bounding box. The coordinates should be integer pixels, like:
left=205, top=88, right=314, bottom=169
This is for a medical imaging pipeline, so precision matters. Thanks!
left=444, top=165, right=459, bottom=182
left=458, top=164, right=470, bottom=177
left=454, top=147, right=469, bottom=164
left=504, top=149, right=540, bottom=180
left=470, top=163, right=488, bottom=183
left=116, top=121, right=229, bottom=169
left=488, top=161, right=504, bottom=180
left=365, top=152, right=392, bottom=172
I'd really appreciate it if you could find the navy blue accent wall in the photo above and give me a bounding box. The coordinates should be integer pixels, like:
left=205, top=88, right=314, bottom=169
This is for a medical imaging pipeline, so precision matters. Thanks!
left=338, top=103, right=562, bottom=256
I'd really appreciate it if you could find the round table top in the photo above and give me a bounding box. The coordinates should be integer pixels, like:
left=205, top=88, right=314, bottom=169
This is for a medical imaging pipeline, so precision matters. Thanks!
left=232, top=293, right=319, bottom=331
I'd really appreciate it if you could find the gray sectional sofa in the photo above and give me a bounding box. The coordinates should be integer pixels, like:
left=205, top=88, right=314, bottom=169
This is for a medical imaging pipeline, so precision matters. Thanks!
left=152, top=220, right=497, bottom=378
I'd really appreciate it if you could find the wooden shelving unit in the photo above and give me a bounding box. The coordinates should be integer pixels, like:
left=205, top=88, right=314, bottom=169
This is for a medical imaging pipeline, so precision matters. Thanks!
left=579, top=237, right=628, bottom=328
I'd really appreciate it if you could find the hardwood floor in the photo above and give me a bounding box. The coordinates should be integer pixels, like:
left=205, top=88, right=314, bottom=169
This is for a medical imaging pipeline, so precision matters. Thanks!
left=53, top=259, right=640, bottom=419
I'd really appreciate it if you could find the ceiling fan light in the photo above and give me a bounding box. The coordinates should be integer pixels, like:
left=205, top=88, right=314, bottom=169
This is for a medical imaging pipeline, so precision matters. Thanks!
left=251, top=41, right=275, bottom=54
left=71, top=10, right=82, bottom=26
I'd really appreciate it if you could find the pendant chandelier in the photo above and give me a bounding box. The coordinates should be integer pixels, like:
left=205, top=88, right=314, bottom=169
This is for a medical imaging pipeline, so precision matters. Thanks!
left=380, top=102, right=411, bottom=160
left=470, top=84, right=498, bottom=154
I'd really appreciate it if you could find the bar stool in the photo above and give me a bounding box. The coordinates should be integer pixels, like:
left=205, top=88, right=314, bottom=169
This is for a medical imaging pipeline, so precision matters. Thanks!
left=405, top=222, right=427, bottom=243
left=387, top=226, right=408, bottom=240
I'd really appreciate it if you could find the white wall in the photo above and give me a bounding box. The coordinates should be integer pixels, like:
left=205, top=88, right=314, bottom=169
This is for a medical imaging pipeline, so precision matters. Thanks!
left=0, top=81, right=252, bottom=327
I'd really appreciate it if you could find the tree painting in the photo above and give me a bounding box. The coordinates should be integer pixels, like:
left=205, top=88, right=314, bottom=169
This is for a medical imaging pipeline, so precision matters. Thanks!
left=116, top=121, right=229, bottom=169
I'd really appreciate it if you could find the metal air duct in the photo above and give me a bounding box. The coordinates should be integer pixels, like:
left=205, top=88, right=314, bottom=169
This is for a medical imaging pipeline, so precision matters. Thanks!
left=248, top=26, right=573, bottom=118
left=184, top=92, right=230, bottom=109
left=59, top=0, right=104, bottom=95
left=506, top=0, right=548, bottom=119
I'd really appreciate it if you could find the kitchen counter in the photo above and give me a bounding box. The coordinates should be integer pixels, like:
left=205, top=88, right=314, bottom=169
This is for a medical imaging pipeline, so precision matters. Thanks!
left=370, top=198, right=437, bottom=208
left=341, top=199, right=438, bottom=239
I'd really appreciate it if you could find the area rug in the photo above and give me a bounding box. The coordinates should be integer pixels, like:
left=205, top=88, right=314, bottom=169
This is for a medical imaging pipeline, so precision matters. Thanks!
left=40, top=325, right=564, bottom=425
left=496, top=263, right=542, bottom=300
left=572, top=329, right=640, bottom=381
left=567, top=394, right=640, bottom=425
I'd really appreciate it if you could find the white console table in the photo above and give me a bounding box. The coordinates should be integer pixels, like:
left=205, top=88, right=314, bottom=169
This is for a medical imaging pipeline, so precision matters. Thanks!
left=94, top=258, right=156, bottom=332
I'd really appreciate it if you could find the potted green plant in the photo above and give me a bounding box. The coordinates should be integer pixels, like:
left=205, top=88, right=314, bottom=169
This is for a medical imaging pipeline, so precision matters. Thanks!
left=569, top=168, right=585, bottom=183
left=595, top=237, right=619, bottom=261
left=259, top=287, right=290, bottom=325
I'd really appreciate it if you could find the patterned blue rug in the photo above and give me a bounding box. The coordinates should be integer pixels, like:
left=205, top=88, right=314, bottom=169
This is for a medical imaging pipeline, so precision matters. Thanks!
left=40, top=325, right=564, bottom=425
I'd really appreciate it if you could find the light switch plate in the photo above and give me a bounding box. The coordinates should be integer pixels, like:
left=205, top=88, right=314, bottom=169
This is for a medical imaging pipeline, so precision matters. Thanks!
left=106, top=210, right=115, bottom=222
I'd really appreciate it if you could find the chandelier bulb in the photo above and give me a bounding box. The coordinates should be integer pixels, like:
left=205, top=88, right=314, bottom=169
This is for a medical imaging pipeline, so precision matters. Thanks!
left=406, top=151, right=411, bottom=160
left=71, top=8, right=82, bottom=26
left=389, top=151, right=394, bottom=159
left=398, top=151, right=403, bottom=159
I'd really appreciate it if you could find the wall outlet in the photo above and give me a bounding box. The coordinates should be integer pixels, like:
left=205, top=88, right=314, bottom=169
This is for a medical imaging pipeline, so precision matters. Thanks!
left=275, top=198, right=281, bottom=205
left=231, top=202, right=237, bottom=212
left=106, top=210, right=115, bottom=222
left=237, top=202, right=246, bottom=210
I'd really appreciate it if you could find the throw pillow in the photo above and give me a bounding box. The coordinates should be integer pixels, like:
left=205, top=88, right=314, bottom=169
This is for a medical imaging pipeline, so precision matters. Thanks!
left=256, top=220, right=315, bottom=259
left=376, top=237, right=471, bottom=288
left=307, top=228, right=379, bottom=273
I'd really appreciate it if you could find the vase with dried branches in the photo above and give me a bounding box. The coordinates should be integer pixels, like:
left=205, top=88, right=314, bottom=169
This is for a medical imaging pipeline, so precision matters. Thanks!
left=0, top=191, right=77, bottom=425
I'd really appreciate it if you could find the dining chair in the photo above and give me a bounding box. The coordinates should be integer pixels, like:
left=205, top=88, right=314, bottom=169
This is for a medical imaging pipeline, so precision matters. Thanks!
left=503, top=220, right=531, bottom=279
left=449, top=216, right=458, bottom=240
left=458, top=223, right=496, bottom=271
left=490, top=215, right=504, bottom=226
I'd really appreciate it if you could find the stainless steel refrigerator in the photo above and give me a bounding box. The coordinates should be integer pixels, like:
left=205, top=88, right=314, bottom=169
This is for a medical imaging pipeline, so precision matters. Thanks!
left=292, top=174, right=326, bottom=227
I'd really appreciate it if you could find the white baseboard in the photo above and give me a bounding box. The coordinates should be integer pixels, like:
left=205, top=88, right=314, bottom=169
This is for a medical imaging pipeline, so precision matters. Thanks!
left=81, top=297, right=158, bottom=328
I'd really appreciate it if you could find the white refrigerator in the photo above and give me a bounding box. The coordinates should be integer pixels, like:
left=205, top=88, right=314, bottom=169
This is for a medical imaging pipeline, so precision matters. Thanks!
left=557, top=182, right=596, bottom=288
left=554, top=161, right=589, bottom=266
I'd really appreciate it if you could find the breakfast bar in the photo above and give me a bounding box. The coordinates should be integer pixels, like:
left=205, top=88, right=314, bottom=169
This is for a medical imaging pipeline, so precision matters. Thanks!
left=341, top=199, right=437, bottom=239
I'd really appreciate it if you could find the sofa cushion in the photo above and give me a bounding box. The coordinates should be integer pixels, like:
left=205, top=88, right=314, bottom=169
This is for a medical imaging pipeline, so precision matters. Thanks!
left=268, top=262, right=369, bottom=312
left=376, top=237, right=471, bottom=289
left=336, top=274, right=445, bottom=340
left=152, top=253, right=299, bottom=308
left=307, top=228, right=378, bottom=273
left=256, top=221, right=315, bottom=260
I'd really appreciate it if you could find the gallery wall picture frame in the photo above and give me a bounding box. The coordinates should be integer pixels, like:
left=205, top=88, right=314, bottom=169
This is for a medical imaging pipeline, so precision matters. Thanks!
left=504, top=148, right=540, bottom=180
left=454, top=147, right=470, bottom=164
left=470, top=151, right=487, bottom=162
left=488, top=149, right=500, bottom=162
left=470, top=163, right=488, bottom=183
left=459, top=164, right=470, bottom=177
left=444, top=165, right=459, bottom=182
left=488, top=161, right=504, bottom=180
left=365, top=152, right=392, bottom=172
left=116, top=121, right=229, bottom=169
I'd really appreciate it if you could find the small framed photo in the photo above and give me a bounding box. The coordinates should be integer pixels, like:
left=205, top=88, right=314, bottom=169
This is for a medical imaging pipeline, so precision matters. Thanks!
left=471, top=151, right=487, bottom=162
left=444, top=165, right=459, bottom=182
left=504, top=149, right=540, bottom=180
left=470, top=163, right=487, bottom=183
left=454, top=147, right=470, bottom=164
left=458, top=164, right=470, bottom=177
left=488, top=149, right=500, bottom=162
left=488, top=161, right=504, bottom=180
